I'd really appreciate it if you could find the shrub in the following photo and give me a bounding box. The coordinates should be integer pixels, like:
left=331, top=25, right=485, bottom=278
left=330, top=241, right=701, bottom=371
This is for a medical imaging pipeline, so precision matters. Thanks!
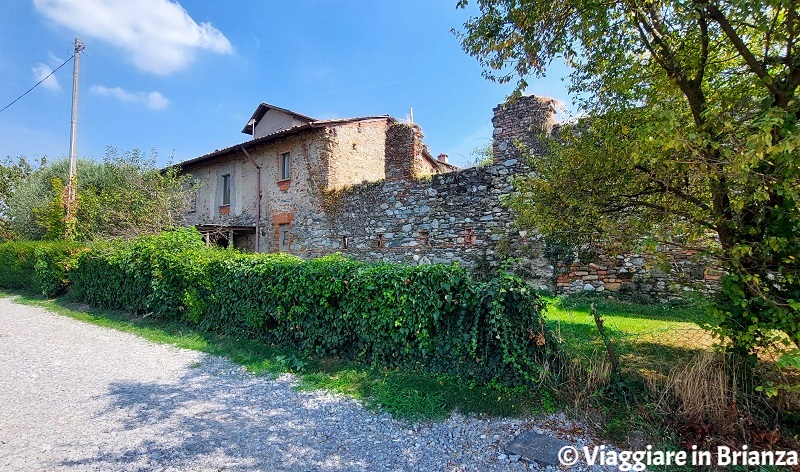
left=0, top=240, right=37, bottom=289
left=0, top=240, right=83, bottom=296
left=71, top=228, right=208, bottom=318
left=33, top=241, right=84, bottom=297
left=7, top=229, right=557, bottom=386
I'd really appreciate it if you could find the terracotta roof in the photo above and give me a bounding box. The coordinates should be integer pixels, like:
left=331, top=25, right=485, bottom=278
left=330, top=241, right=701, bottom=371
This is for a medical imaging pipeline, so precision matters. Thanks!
left=177, top=116, right=392, bottom=169
left=422, top=147, right=460, bottom=171
left=241, top=102, right=318, bottom=135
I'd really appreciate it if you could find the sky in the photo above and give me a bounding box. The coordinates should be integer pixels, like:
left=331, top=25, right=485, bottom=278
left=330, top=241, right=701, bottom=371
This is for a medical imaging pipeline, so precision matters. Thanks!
left=0, top=0, right=574, bottom=169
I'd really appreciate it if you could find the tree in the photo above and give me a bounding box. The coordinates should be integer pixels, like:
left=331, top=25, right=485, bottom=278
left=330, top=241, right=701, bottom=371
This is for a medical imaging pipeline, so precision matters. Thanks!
left=8, top=148, right=195, bottom=241
left=470, top=142, right=495, bottom=167
left=456, top=0, right=800, bottom=354
left=0, top=156, right=36, bottom=241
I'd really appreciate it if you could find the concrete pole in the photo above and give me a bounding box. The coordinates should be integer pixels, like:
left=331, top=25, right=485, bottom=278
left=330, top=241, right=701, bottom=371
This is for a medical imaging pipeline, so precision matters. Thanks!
left=65, top=38, right=85, bottom=238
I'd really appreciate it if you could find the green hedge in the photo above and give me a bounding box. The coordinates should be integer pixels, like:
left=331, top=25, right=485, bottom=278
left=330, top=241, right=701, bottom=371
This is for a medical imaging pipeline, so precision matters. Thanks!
left=2, top=229, right=556, bottom=385
left=0, top=240, right=84, bottom=296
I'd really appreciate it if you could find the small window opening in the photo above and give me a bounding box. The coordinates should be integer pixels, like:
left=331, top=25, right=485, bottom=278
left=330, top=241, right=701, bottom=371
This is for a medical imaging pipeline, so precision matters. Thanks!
left=342, top=235, right=349, bottom=249
left=222, top=174, right=231, bottom=206
left=279, top=224, right=291, bottom=251
left=376, top=234, right=386, bottom=248
left=464, top=227, right=476, bottom=246
left=420, top=231, right=430, bottom=247
left=279, top=152, right=291, bottom=181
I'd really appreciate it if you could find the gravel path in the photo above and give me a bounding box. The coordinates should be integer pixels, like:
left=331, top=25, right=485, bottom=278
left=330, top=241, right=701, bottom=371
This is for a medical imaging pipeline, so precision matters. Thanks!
left=0, top=297, right=603, bottom=471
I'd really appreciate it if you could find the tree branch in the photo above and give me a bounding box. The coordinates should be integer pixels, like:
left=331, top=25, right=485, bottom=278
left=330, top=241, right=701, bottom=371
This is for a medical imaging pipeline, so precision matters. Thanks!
left=705, top=1, right=784, bottom=100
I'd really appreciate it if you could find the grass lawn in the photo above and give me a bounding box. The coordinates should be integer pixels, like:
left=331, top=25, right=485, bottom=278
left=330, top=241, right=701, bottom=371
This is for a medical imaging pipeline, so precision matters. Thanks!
left=542, top=295, right=715, bottom=375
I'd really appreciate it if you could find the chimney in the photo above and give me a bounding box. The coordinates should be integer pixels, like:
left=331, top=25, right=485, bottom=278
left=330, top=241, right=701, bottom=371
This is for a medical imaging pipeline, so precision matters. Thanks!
left=437, top=153, right=448, bottom=164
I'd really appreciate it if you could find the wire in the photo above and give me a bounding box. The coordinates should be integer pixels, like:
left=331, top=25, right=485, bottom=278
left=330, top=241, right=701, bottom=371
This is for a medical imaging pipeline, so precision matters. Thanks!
left=0, top=54, right=75, bottom=115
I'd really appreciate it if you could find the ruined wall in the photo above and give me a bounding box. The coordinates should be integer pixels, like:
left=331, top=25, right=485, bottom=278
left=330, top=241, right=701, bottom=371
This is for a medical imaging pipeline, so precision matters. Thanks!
left=290, top=95, right=719, bottom=300
left=184, top=95, right=719, bottom=300
left=292, top=161, right=553, bottom=290
left=489, top=95, right=720, bottom=300
left=554, top=244, right=721, bottom=300
left=384, top=124, right=424, bottom=180
left=326, top=119, right=390, bottom=190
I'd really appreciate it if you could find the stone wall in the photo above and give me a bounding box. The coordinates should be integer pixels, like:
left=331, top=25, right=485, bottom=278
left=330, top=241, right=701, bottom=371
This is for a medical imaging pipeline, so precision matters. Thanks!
left=184, top=95, right=720, bottom=300
left=292, top=161, right=553, bottom=289
left=554, top=243, right=721, bottom=301
left=289, top=95, right=720, bottom=300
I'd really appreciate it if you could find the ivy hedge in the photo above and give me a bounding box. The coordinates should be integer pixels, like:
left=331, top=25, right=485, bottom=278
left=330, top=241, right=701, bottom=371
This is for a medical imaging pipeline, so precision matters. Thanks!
left=0, top=229, right=556, bottom=385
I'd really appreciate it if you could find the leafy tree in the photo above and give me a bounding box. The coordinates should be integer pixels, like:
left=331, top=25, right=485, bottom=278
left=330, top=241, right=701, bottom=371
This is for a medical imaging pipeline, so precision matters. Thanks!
left=457, top=0, right=800, bottom=354
left=0, top=156, right=36, bottom=241
left=8, top=148, right=195, bottom=241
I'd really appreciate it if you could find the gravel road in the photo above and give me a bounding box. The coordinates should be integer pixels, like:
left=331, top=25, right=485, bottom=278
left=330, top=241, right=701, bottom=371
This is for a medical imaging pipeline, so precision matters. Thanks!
left=0, top=297, right=601, bottom=471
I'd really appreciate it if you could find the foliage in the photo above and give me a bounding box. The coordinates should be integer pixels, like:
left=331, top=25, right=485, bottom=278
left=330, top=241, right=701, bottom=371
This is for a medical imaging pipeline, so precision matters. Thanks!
left=0, top=240, right=84, bottom=296
left=469, top=142, right=494, bottom=167
left=8, top=148, right=195, bottom=241
left=32, top=242, right=84, bottom=297
left=0, top=240, right=37, bottom=289
left=0, top=156, right=36, bottom=241
left=33, top=178, right=68, bottom=240
left=456, top=0, right=800, bottom=356
left=32, top=229, right=558, bottom=386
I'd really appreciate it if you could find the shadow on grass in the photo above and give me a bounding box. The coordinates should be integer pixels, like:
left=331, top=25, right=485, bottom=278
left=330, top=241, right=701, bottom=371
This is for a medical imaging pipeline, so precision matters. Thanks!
left=549, top=316, right=715, bottom=378
left=0, top=289, right=542, bottom=422
left=546, top=295, right=711, bottom=325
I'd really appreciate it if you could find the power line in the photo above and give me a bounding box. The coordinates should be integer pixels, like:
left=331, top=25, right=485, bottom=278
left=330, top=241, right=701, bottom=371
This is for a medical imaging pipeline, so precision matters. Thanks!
left=0, top=54, right=75, bottom=115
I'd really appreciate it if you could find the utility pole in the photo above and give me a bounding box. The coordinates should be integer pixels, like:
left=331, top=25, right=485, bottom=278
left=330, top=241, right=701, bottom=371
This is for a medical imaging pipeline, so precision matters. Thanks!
left=65, top=37, right=85, bottom=239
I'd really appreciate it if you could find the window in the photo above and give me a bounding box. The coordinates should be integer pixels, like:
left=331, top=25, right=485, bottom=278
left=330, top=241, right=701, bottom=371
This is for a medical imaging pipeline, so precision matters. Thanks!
left=376, top=234, right=386, bottom=248
left=187, top=191, right=197, bottom=213
left=222, top=174, right=231, bottom=206
left=342, top=235, right=349, bottom=249
left=186, top=192, right=197, bottom=213
left=279, top=152, right=291, bottom=181
left=278, top=224, right=291, bottom=251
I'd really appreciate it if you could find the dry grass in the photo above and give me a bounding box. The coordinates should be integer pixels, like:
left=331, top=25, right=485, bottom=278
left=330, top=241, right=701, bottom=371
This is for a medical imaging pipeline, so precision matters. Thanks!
left=649, top=351, right=737, bottom=428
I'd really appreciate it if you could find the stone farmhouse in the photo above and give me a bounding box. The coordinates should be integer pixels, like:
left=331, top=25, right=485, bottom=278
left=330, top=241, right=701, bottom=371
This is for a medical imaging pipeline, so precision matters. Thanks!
left=179, top=97, right=718, bottom=300
left=179, top=103, right=455, bottom=253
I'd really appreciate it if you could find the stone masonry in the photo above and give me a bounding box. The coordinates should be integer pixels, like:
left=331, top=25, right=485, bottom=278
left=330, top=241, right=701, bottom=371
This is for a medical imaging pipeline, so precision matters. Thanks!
left=182, top=97, right=719, bottom=300
left=290, top=95, right=719, bottom=299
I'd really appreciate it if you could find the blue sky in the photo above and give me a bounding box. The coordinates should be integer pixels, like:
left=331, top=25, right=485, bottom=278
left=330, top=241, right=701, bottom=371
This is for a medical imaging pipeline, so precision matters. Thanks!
left=0, top=1, right=573, bottom=168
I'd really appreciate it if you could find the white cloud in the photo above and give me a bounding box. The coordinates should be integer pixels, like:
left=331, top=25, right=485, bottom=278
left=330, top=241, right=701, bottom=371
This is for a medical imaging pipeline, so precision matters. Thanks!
left=32, top=63, right=61, bottom=90
left=33, top=0, right=233, bottom=75
left=90, top=85, right=170, bottom=110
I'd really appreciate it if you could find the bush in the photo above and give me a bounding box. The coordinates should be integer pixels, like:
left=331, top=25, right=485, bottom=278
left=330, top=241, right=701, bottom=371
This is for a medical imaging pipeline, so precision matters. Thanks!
left=33, top=242, right=84, bottom=297
left=8, top=229, right=557, bottom=386
left=0, top=240, right=83, bottom=296
left=71, top=228, right=208, bottom=317
left=0, top=240, right=37, bottom=289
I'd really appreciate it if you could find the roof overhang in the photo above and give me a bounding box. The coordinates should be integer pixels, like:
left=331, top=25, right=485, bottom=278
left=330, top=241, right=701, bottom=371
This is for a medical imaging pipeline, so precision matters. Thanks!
left=241, top=102, right=318, bottom=135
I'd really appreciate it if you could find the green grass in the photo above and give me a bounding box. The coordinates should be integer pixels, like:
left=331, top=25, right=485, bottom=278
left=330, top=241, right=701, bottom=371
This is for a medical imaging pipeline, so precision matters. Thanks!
left=0, top=289, right=540, bottom=421
left=542, top=295, right=714, bottom=374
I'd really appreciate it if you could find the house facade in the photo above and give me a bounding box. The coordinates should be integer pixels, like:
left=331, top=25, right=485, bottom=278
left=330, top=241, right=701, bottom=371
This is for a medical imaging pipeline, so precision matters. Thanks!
left=179, top=103, right=454, bottom=252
